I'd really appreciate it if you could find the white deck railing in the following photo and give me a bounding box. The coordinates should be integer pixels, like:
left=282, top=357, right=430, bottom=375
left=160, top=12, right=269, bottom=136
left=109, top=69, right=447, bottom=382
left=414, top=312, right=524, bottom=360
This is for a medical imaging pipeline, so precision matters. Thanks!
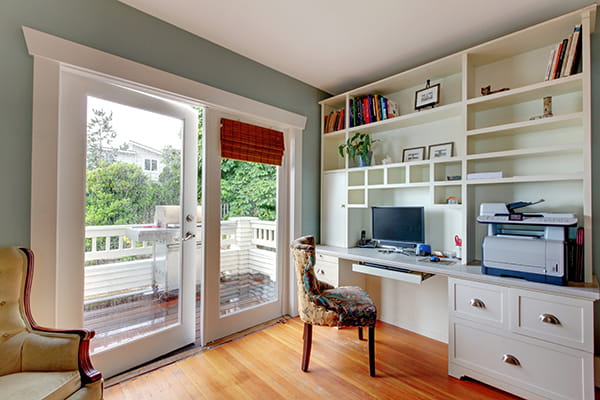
left=84, top=218, right=276, bottom=302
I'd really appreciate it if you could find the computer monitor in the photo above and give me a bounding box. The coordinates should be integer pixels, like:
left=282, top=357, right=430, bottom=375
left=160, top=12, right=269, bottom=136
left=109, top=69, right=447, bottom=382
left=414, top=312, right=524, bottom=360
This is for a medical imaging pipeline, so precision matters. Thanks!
left=371, top=206, right=425, bottom=248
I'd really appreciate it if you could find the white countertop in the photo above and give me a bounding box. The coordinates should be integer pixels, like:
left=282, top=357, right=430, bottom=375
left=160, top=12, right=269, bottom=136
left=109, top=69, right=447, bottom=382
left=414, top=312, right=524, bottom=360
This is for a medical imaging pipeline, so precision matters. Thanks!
left=317, top=245, right=600, bottom=301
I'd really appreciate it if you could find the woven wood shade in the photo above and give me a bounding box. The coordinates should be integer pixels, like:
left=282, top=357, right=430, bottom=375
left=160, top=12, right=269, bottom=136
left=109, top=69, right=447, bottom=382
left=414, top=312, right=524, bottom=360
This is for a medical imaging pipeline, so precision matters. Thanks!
left=220, top=118, right=285, bottom=166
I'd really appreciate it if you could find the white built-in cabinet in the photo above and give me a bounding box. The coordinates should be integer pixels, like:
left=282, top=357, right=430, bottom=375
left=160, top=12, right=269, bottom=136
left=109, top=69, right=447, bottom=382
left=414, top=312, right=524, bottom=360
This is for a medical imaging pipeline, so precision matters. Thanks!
left=320, top=5, right=596, bottom=284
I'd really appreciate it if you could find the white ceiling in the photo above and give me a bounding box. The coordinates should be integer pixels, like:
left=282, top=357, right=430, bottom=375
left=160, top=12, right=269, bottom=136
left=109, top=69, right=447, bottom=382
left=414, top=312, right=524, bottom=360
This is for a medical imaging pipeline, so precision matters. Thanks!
left=119, top=0, right=595, bottom=95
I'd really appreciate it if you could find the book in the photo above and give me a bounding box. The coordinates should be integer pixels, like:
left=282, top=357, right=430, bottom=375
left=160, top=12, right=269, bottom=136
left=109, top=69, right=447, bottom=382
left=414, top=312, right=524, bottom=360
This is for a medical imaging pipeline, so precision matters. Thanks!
left=565, top=24, right=582, bottom=76
left=560, top=33, right=573, bottom=78
left=386, top=99, right=399, bottom=118
left=544, top=48, right=556, bottom=81
left=554, top=38, right=568, bottom=78
left=550, top=41, right=563, bottom=79
left=466, top=171, right=503, bottom=180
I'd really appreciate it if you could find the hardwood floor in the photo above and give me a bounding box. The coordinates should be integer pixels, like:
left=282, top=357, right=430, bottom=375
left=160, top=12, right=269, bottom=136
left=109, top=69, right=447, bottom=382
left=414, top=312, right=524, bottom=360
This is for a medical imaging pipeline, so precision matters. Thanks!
left=104, top=317, right=520, bottom=399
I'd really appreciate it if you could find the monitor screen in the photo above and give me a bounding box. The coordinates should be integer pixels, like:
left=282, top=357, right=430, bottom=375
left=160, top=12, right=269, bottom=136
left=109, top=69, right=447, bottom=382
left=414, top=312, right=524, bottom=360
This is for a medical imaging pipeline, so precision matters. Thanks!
left=371, top=206, right=425, bottom=248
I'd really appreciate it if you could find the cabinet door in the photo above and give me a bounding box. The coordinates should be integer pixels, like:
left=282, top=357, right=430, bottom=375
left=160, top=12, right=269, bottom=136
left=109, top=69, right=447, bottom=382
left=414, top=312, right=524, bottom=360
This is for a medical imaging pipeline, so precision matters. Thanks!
left=321, top=171, right=347, bottom=247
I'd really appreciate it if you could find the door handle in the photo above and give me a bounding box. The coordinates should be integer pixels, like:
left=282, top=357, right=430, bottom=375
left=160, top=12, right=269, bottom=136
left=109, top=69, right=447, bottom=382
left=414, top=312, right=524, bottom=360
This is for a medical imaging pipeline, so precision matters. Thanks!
left=183, top=232, right=196, bottom=241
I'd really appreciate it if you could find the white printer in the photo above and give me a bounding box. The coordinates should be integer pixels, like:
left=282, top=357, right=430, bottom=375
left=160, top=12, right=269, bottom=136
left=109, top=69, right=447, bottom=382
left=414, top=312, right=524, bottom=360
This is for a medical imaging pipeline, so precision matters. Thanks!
left=477, top=202, right=577, bottom=286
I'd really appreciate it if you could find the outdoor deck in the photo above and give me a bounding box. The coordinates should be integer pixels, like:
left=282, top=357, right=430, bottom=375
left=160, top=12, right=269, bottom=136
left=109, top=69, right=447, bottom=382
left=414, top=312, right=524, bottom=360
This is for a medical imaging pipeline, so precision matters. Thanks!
left=84, top=217, right=277, bottom=353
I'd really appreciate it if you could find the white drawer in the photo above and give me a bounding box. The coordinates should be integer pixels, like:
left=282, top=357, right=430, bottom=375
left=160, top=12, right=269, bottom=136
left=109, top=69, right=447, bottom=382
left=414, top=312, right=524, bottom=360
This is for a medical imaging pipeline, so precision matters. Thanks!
left=315, top=259, right=338, bottom=287
left=317, top=253, right=338, bottom=264
left=452, top=321, right=592, bottom=400
left=449, top=278, right=507, bottom=329
left=509, top=288, right=593, bottom=351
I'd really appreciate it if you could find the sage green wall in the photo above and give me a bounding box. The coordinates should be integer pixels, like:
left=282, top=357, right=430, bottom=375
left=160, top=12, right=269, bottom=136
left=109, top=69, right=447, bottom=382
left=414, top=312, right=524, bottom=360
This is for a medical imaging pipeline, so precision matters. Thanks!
left=0, top=0, right=328, bottom=248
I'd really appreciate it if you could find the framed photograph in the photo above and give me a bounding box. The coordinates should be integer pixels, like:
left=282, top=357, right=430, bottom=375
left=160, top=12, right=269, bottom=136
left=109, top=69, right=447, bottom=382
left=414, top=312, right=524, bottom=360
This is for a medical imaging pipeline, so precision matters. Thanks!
left=415, top=82, right=440, bottom=110
left=402, top=146, right=426, bottom=162
left=428, top=142, right=454, bottom=159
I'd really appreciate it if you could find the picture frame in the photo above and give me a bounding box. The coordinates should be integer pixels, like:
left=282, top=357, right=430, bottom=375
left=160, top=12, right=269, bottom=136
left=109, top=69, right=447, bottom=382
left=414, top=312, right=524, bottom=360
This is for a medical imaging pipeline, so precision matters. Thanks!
left=428, top=142, right=454, bottom=159
left=402, top=146, right=426, bottom=162
left=415, top=81, right=440, bottom=110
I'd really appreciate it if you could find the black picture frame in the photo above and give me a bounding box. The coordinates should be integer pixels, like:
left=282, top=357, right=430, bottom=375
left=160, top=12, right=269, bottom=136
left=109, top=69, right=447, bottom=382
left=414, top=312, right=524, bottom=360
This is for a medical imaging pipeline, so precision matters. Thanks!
left=415, top=83, right=440, bottom=110
left=402, top=146, right=426, bottom=162
left=428, top=142, right=454, bottom=158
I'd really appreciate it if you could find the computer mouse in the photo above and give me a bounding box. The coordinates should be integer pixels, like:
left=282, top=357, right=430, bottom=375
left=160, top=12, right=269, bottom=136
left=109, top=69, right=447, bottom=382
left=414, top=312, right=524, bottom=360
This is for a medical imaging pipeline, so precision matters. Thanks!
left=430, top=256, right=440, bottom=262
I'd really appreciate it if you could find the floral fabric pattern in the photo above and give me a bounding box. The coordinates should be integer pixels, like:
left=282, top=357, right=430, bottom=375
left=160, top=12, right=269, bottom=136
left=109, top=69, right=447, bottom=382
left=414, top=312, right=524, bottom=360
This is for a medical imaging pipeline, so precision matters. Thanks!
left=291, top=235, right=377, bottom=328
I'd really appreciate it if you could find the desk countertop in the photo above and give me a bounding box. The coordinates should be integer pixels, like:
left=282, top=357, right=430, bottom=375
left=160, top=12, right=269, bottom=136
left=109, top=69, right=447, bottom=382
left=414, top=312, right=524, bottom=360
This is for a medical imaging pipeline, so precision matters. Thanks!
left=317, top=245, right=600, bottom=301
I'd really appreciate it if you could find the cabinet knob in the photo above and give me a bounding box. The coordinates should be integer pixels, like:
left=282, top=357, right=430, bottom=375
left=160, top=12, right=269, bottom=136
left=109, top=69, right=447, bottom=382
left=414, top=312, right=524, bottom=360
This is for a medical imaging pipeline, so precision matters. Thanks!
left=502, top=354, right=521, bottom=367
left=469, top=298, right=485, bottom=308
left=538, top=313, right=561, bottom=325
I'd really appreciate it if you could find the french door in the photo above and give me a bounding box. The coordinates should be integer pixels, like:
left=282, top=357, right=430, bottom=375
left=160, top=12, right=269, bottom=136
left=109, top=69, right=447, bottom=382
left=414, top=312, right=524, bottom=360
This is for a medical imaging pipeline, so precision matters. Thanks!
left=59, top=69, right=199, bottom=377
left=201, top=110, right=288, bottom=343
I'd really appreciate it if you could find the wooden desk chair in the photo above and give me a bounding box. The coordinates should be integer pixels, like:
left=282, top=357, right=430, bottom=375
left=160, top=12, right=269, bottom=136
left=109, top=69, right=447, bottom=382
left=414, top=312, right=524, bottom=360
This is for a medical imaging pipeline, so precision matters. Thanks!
left=290, top=236, right=377, bottom=376
left=0, top=247, right=103, bottom=399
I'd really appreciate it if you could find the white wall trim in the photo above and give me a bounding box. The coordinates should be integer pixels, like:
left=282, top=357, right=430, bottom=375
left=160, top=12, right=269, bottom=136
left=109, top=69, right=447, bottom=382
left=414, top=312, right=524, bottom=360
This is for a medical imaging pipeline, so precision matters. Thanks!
left=22, top=26, right=307, bottom=131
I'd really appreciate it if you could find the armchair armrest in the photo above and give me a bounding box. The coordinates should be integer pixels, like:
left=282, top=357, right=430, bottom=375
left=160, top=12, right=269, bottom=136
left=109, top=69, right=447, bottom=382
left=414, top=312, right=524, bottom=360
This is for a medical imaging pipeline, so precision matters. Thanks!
left=19, top=248, right=102, bottom=385
left=26, top=327, right=102, bottom=384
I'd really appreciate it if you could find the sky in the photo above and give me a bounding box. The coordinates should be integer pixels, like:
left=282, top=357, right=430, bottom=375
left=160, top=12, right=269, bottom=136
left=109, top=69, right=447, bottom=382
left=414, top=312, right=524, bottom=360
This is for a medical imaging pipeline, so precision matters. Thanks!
left=87, top=96, right=185, bottom=152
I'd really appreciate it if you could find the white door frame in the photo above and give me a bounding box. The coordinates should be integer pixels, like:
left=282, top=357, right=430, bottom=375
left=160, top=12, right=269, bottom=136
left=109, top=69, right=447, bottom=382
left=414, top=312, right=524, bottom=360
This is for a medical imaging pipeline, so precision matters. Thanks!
left=24, top=27, right=305, bottom=349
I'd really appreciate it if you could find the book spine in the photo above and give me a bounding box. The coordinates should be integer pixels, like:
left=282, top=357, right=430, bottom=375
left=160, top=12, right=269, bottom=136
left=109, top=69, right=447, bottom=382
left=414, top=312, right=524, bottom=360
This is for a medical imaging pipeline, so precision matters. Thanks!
left=569, top=25, right=582, bottom=75
left=560, top=33, right=573, bottom=78
left=554, top=38, right=568, bottom=78
left=380, top=96, right=388, bottom=120
left=550, top=42, right=563, bottom=79
left=544, top=48, right=556, bottom=81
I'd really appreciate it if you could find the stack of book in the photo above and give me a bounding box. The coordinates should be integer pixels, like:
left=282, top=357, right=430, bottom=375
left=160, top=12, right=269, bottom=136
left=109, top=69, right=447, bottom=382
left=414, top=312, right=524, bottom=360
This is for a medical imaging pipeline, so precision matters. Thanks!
left=544, top=24, right=582, bottom=81
left=349, top=94, right=398, bottom=127
left=323, top=108, right=345, bottom=133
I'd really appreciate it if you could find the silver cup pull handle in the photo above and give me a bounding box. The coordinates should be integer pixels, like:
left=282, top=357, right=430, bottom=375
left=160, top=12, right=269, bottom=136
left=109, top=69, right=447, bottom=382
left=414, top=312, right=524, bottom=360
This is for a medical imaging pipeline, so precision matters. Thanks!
left=183, top=232, right=196, bottom=241
left=539, top=313, right=561, bottom=325
left=502, top=354, right=521, bottom=367
left=470, top=298, right=485, bottom=308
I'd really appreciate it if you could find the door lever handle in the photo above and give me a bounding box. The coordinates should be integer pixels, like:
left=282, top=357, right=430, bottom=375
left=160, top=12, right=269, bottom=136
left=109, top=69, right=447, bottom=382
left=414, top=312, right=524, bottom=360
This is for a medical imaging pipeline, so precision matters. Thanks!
left=183, top=232, right=196, bottom=241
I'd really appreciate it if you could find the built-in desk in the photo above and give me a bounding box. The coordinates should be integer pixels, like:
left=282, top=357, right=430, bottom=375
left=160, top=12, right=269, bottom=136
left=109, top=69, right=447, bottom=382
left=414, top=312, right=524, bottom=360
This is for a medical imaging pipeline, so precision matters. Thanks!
left=317, top=245, right=600, bottom=400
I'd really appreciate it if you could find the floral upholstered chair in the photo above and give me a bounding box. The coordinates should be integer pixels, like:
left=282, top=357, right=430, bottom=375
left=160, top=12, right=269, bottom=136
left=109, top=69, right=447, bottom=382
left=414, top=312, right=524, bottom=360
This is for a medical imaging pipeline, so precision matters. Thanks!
left=290, top=235, right=377, bottom=376
left=0, top=247, right=103, bottom=400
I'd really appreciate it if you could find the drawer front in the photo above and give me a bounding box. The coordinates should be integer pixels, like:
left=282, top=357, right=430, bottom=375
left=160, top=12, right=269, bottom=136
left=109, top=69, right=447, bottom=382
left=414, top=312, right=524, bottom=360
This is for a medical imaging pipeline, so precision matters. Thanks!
left=452, top=321, right=592, bottom=400
left=509, top=288, right=593, bottom=351
left=449, top=278, right=507, bottom=329
left=315, top=260, right=338, bottom=287
left=317, top=253, right=338, bottom=264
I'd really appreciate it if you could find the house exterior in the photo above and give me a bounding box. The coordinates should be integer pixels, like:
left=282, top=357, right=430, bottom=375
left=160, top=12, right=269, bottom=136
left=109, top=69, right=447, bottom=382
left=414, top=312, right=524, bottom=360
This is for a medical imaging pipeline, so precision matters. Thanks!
left=117, top=140, right=164, bottom=181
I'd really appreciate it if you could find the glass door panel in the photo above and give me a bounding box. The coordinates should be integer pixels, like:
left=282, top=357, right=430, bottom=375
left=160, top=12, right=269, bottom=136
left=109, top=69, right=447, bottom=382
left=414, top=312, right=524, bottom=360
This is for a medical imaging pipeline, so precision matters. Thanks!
left=84, top=96, right=186, bottom=353
left=219, top=159, right=278, bottom=315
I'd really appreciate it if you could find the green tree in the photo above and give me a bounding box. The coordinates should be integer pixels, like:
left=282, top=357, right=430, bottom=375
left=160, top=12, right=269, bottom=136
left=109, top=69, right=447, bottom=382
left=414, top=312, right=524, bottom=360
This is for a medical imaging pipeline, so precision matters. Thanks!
left=87, top=108, right=118, bottom=169
left=156, top=145, right=181, bottom=205
left=220, top=159, right=276, bottom=221
left=86, top=162, right=158, bottom=225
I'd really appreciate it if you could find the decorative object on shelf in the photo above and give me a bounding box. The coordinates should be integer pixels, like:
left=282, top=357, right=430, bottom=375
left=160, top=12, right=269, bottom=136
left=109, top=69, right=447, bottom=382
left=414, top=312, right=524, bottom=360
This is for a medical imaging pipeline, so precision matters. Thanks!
left=338, top=132, right=378, bottom=167
left=529, top=96, right=554, bottom=120
left=447, top=175, right=461, bottom=181
left=381, top=155, right=392, bottom=165
left=454, top=235, right=462, bottom=260
left=415, top=80, right=440, bottom=110
left=402, top=146, right=426, bottom=162
left=428, top=142, right=454, bottom=158
left=480, top=85, right=509, bottom=96
left=544, top=96, right=554, bottom=117
left=446, top=196, right=459, bottom=205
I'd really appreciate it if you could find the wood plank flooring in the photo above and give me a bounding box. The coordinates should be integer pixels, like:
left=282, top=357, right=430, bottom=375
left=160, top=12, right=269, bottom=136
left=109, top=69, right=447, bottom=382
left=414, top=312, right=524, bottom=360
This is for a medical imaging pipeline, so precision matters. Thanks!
left=104, top=318, right=520, bottom=400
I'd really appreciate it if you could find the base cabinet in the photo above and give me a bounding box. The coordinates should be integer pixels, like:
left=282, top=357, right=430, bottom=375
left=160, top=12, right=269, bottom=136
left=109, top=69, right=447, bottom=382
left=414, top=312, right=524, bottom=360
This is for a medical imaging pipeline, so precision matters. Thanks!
left=448, top=278, right=594, bottom=400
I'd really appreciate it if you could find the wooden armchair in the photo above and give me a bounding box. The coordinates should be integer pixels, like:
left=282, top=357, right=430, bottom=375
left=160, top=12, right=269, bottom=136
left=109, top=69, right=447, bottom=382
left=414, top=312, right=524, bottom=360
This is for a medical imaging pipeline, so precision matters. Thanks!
left=291, top=236, right=377, bottom=376
left=0, top=247, right=103, bottom=400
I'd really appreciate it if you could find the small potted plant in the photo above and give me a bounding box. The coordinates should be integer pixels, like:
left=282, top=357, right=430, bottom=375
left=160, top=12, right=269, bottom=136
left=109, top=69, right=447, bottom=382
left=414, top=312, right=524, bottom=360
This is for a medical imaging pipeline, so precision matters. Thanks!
left=338, top=132, right=378, bottom=167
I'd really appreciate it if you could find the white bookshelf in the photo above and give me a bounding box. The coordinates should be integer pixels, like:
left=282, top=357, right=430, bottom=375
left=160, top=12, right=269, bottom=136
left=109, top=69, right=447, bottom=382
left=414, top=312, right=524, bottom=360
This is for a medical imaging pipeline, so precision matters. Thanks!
left=319, top=5, right=596, bottom=283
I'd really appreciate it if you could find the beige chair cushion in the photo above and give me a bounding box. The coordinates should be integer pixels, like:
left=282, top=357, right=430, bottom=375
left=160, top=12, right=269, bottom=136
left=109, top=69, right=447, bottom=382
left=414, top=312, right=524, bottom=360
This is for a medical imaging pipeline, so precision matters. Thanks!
left=0, top=371, right=81, bottom=400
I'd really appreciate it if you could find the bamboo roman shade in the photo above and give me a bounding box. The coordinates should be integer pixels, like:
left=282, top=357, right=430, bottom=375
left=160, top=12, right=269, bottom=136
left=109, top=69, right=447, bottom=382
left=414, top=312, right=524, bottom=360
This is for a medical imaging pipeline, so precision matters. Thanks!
left=220, top=118, right=285, bottom=166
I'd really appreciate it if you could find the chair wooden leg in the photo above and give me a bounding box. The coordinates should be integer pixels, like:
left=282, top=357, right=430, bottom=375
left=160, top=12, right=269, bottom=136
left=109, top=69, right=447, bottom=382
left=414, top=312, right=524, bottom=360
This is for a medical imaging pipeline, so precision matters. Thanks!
left=302, top=323, right=313, bottom=372
left=358, top=327, right=364, bottom=340
left=368, top=325, right=375, bottom=377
